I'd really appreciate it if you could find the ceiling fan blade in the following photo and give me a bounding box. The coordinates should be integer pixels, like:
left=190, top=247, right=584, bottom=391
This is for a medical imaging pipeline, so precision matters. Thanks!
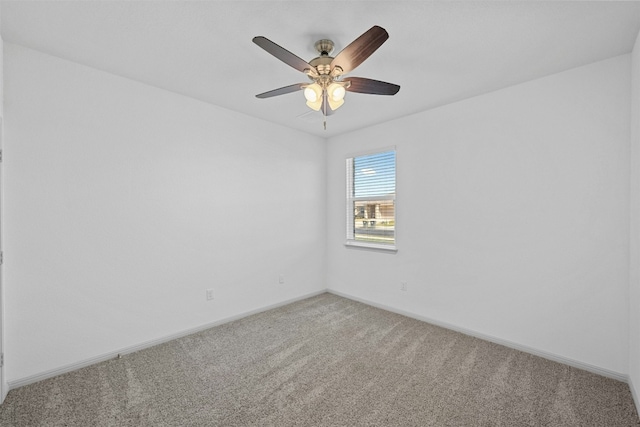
left=330, top=26, right=389, bottom=74
left=345, top=77, right=400, bottom=95
left=256, top=83, right=306, bottom=99
left=253, top=36, right=314, bottom=73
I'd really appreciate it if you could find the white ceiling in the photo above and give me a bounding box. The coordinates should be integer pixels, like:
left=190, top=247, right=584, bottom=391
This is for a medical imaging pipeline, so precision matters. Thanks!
left=2, top=1, right=640, bottom=138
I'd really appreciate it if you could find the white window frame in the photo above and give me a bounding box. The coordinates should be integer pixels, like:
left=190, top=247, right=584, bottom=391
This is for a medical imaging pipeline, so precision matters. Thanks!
left=345, top=147, right=397, bottom=252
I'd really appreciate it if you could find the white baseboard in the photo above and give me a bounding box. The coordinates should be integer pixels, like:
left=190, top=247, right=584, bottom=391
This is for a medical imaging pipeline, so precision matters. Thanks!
left=7, top=289, right=327, bottom=391
left=630, top=376, right=640, bottom=416
left=328, top=289, right=629, bottom=383
left=8, top=288, right=631, bottom=393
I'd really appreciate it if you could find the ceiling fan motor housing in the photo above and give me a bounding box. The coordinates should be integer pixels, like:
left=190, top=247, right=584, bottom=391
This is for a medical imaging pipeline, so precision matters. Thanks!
left=314, top=39, right=334, bottom=56
left=310, top=56, right=333, bottom=76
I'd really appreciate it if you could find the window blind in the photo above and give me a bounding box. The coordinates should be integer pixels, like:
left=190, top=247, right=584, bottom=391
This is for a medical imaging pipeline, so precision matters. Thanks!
left=346, top=150, right=396, bottom=247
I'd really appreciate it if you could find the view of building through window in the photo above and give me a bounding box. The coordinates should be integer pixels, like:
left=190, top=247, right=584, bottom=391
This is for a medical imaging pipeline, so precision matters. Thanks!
left=347, top=150, right=396, bottom=245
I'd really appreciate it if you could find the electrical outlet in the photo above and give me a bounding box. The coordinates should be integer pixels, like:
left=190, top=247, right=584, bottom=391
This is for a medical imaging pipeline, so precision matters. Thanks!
left=206, top=289, right=214, bottom=300
left=279, top=275, right=285, bottom=284
left=400, top=282, right=408, bottom=292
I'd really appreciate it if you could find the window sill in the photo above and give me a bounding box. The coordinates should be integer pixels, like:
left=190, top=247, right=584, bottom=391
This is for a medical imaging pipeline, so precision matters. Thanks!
left=344, top=241, right=398, bottom=252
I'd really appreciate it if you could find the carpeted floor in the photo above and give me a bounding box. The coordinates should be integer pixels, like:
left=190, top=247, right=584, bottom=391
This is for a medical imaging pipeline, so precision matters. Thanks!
left=0, top=293, right=638, bottom=426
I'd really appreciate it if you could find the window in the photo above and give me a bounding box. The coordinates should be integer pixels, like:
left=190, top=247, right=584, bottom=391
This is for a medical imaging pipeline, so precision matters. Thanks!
left=346, top=149, right=396, bottom=250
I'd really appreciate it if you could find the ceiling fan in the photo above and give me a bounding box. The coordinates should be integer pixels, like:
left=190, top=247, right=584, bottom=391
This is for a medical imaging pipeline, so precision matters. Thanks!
left=253, top=25, right=400, bottom=127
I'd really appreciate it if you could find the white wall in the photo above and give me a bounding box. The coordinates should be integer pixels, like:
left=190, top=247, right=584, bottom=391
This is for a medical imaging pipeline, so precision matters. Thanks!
left=2, top=36, right=636, bottom=396
left=327, top=55, right=631, bottom=376
left=630, top=30, right=640, bottom=408
left=3, top=43, right=326, bottom=383
left=0, top=3, right=6, bottom=402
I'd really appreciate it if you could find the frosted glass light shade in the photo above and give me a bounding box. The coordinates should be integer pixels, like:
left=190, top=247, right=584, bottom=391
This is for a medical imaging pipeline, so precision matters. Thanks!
left=304, top=83, right=323, bottom=111
left=327, top=83, right=345, bottom=110
left=306, top=99, right=322, bottom=111
left=304, top=84, right=322, bottom=102
left=328, top=83, right=346, bottom=101
left=328, top=97, right=344, bottom=110
left=327, top=82, right=346, bottom=110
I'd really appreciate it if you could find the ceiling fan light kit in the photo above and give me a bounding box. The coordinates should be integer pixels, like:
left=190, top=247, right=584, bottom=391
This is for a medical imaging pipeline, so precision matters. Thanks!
left=253, top=25, right=400, bottom=128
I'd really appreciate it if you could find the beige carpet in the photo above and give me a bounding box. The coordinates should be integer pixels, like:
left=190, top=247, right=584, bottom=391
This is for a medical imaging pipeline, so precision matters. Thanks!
left=0, top=293, right=638, bottom=426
